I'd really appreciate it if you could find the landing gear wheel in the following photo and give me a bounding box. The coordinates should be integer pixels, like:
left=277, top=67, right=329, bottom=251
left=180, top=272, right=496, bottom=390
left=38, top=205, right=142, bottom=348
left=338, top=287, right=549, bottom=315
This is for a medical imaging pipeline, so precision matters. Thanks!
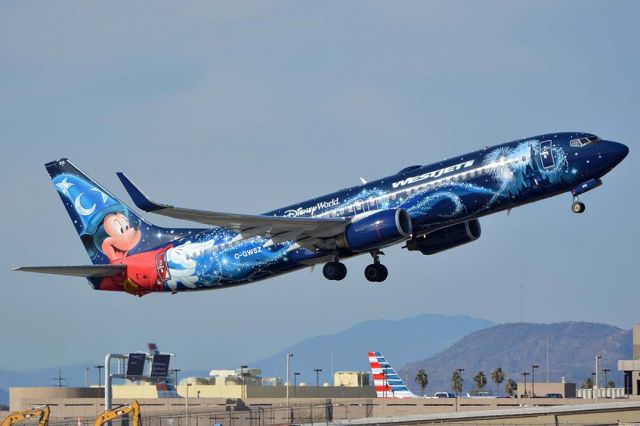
left=365, top=263, right=388, bottom=282
left=571, top=201, right=586, bottom=214
left=323, top=261, right=347, bottom=281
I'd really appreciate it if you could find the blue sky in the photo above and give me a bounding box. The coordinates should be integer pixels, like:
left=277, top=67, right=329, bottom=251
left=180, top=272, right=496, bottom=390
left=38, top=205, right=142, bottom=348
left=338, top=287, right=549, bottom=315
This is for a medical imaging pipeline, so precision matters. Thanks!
left=1, top=1, right=638, bottom=373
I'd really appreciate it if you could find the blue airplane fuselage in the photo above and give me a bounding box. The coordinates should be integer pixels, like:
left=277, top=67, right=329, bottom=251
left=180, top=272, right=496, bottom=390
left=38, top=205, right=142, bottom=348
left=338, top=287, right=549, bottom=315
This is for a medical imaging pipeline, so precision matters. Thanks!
left=40, top=132, right=629, bottom=295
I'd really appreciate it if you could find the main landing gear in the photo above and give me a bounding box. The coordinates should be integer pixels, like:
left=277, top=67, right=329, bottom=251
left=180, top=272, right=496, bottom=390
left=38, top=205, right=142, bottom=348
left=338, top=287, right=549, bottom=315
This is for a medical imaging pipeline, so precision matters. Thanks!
left=323, top=259, right=347, bottom=281
left=322, top=250, right=389, bottom=282
left=571, top=196, right=586, bottom=214
left=364, top=250, right=388, bottom=283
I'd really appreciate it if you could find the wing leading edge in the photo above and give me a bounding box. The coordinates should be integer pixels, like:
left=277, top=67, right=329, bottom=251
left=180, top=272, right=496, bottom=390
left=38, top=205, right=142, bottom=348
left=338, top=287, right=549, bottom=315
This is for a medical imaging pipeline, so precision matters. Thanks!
left=116, top=172, right=348, bottom=251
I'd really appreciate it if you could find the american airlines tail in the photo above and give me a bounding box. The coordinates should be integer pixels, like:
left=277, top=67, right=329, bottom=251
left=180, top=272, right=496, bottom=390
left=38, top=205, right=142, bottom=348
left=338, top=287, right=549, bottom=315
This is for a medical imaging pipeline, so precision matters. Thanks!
left=148, top=343, right=179, bottom=398
left=367, top=352, right=419, bottom=398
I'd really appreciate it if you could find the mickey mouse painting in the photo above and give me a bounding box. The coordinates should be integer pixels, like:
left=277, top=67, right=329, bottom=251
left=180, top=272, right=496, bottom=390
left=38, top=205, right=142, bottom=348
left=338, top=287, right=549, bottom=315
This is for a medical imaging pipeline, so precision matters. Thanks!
left=52, top=174, right=142, bottom=263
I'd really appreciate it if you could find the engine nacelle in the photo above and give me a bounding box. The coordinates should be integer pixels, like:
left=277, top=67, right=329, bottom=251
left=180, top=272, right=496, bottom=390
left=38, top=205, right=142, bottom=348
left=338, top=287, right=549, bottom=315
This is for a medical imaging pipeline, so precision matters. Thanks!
left=406, top=219, right=481, bottom=255
left=337, top=209, right=412, bottom=252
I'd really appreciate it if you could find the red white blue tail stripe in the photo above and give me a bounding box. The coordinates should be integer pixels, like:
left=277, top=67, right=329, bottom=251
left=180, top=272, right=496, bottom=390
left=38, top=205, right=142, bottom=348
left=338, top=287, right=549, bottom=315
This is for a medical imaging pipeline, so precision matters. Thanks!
left=367, top=352, right=418, bottom=398
left=148, top=343, right=179, bottom=398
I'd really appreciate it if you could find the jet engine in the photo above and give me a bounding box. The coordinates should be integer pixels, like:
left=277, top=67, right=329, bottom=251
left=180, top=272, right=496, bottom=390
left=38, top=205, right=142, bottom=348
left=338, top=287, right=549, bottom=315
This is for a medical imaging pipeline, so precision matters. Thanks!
left=406, top=219, right=481, bottom=255
left=337, top=209, right=412, bottom=252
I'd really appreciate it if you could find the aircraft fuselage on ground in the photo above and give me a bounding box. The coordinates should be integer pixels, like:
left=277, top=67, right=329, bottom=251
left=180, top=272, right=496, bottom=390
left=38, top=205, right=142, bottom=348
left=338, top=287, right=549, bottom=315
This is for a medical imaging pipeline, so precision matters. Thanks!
left=15, top=132, right=628, bottom=296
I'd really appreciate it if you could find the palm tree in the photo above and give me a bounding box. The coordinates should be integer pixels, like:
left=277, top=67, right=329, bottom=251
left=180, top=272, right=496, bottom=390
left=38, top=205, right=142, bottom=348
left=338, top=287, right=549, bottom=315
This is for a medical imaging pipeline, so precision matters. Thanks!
left=415, top=369, right=428, bottom=396
left=504, top=378, right=516, bottom=397
left=581, top=377, right=593, bottom=389
left=451, top=370, right=464, bottom=396
left=608, top=380, right=615, bottom=388
left=491, top=368, right=505, bottom=396
left=473, top=371, right=487, bottom=392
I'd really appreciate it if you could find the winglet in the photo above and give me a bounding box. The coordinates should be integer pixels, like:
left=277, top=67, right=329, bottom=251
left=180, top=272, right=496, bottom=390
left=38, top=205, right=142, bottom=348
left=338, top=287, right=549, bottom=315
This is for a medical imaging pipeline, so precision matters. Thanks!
left=116, top=172, right=168, bottom=212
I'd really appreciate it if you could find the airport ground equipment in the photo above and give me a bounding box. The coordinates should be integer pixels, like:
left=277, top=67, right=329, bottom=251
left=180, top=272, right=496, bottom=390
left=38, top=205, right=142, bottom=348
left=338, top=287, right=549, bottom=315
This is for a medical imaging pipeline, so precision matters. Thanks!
left=93, top=401, right=140, bottom=426
left=1, top=405, right=50, bottom=426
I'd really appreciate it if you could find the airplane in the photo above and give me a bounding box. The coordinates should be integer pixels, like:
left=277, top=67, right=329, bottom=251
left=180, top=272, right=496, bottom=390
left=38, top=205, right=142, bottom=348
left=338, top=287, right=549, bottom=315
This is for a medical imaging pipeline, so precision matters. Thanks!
left=367, top=351, right=419, bottom=398
left=14, top=132, right=628, bottom=296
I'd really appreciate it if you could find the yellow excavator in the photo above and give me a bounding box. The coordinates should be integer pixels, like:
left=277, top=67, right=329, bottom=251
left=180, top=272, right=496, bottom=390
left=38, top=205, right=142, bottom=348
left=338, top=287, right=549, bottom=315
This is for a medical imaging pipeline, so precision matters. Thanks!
left=93, top=401, right=140, bottom=426
left=1, top=405, right=50, bottom=426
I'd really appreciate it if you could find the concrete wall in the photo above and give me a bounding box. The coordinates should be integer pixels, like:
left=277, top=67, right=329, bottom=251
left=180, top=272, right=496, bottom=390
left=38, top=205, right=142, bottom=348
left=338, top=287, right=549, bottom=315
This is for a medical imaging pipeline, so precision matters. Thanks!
left=515, top=382, right=576, bottom=398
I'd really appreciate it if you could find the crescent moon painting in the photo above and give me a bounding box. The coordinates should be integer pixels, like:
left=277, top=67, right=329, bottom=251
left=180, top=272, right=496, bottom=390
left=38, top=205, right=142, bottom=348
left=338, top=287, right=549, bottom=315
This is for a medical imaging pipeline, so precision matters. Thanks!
left=74, top=193, right=96, bottom=216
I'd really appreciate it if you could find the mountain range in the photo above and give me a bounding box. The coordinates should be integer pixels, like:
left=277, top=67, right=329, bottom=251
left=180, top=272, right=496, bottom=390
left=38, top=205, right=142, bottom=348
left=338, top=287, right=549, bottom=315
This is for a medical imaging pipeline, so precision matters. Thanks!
left=249, top=314, right=493, bottom=384
left=400, top=322, right=631, bottom=396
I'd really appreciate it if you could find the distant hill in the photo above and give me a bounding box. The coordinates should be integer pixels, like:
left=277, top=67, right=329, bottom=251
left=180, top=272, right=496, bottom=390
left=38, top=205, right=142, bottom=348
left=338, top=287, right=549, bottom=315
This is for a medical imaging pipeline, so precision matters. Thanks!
left=250, top=314, right=493, bottom=385
left=400, top=322, right=631, bottom=396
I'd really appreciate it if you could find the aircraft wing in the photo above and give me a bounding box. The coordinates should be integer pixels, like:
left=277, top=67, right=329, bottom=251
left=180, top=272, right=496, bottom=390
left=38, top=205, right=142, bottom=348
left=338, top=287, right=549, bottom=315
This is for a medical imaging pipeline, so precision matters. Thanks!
left=117, top=173, right=348, bottom=250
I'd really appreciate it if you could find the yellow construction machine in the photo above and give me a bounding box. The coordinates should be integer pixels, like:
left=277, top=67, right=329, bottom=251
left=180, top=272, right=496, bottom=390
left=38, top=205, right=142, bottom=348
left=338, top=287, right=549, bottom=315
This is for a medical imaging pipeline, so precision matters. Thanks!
left=1, top=405, right=50, bottom=426
left=93, top=401, right=140, bottom=426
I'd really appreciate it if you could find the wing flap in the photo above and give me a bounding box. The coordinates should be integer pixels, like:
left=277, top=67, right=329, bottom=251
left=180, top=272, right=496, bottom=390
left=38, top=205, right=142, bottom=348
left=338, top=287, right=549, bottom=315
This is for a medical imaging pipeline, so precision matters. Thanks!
left=13, top=265, right=126, bottom=278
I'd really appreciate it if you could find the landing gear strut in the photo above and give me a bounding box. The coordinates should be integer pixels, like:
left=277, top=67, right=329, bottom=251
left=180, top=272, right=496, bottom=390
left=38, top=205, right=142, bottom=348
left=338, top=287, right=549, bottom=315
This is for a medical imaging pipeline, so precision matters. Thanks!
left=365, top=250, right=388, bottom=283
left=323, top=259, right=347, bottom=281
left=571, top=196, right=586, bottom=214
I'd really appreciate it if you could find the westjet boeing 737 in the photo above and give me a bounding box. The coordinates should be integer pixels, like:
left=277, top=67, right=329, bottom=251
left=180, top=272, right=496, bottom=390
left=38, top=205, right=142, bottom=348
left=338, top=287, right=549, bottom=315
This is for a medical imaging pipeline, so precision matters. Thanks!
left=15, top=132, right=628, bottom=296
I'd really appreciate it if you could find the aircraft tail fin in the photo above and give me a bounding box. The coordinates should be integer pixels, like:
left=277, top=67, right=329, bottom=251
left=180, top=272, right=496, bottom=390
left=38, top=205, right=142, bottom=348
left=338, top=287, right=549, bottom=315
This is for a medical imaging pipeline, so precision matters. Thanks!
left=44, top=158, right=200, bottom=266
left=147, top=343, right=179, bottom=398
left=368, top=352, right=418, bottom=398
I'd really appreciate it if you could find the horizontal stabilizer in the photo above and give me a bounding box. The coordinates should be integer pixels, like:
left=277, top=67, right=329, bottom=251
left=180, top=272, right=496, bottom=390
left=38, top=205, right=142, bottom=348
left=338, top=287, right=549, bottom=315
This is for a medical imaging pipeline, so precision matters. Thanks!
left=13, top=264, right=126, bottom=278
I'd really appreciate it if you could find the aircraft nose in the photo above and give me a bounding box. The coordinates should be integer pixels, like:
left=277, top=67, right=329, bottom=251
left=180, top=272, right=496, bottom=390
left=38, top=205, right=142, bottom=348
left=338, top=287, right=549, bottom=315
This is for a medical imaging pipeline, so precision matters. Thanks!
left=606, top=141, right=629, bottom=166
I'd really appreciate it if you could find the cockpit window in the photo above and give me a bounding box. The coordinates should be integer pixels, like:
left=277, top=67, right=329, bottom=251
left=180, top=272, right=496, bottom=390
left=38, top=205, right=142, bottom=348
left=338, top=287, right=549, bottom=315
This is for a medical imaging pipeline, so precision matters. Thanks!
left=570, top=135, right=600, bottom=148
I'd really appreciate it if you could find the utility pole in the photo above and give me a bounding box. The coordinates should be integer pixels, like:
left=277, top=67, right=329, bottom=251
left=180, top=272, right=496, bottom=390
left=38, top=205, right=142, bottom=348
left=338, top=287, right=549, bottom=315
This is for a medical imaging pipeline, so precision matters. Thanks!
left=240, top=365, right=248, bottom=399
left=595, top=354, right=602, bottom=403
left=95, top=365, right=104, bottom=397
left=603, top=369, right=611, bottom=396
left=521, top=372, right=530, bottom=398
left=546, top=334, right=550, bottom=383
left=531, top=365, right=539, bottom=397
left=314, top=369, right=322, bottom=397
left=84, top=367, right=90, bottom=387
left=174, top=369, right=181, bottom=389
left=53, top=369, right=65, bottom=387
left=294, top=372, right=300, bottom=398
left=285, top=353, right=293, bottom=408
left=185, top=383, right=192, bottom=426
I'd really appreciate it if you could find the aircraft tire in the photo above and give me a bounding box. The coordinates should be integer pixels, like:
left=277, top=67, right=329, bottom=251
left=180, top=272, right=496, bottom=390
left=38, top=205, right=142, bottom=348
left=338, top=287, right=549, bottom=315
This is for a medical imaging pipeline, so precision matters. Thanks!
left=365, top=264, right=387, bottom=282
left=571, top=201, right=586, bottom=214
left=323, top=261, right=347, bottom=280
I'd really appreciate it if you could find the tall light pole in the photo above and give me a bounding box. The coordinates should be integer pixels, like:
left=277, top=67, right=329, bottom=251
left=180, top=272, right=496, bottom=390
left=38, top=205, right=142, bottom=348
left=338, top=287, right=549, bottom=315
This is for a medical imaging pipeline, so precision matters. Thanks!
left=456, top=369, right=465, bottom=397
left=603, top=368, right=611, bottom=395
left=314, top=369, right=322, bottom=397
left=240, top=365, right=248, bottom=399
left=95, top=365, right=104, bottom=397
left=285, top=353, right=293, bottom=407
left=521, top=372, right=530, bottom=398
left=185, top=383, right=192, bottom=426
left=294, top=372, right=300, bottom=398
left=595, top=354, right=602, bottom=402
left=531, top=365, right=539, bottom=397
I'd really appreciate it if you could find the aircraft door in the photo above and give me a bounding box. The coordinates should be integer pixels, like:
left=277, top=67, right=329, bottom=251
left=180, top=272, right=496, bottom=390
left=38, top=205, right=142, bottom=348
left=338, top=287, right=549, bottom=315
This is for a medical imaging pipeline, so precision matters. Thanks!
left=539, top=140, right=555, bottom=169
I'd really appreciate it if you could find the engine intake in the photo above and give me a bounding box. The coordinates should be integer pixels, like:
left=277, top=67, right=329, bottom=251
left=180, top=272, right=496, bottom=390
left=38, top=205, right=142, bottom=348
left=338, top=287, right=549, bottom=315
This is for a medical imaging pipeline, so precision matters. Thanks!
left=337, top=209, right=412, bottom=252
left=406, top=219, right=481, bottom=255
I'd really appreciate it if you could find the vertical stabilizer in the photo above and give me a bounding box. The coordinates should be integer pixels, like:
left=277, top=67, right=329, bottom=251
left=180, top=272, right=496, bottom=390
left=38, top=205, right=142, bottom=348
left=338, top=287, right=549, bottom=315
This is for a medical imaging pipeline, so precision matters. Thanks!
left=367, top=352, right=418, bottom=398
left=148, top=343, right=179, bottom=398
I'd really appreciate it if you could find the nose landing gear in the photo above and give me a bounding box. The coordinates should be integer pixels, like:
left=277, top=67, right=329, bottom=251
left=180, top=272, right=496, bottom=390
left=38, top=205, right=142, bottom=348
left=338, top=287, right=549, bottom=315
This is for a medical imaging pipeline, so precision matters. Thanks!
left=571, top=196, right=586, bottom=214
left=365, top=250, right=388, bottom=283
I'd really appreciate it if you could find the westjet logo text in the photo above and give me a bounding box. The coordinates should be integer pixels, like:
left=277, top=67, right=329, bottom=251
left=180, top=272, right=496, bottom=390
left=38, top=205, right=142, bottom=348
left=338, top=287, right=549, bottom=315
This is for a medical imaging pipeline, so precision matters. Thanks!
left=392, top=160, right=475, bottom=189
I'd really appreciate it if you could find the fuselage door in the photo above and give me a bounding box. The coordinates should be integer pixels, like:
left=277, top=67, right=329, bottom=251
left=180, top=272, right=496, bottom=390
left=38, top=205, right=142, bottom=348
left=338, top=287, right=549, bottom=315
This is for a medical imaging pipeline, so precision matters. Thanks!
left=539, top=140, right=555, bottom=169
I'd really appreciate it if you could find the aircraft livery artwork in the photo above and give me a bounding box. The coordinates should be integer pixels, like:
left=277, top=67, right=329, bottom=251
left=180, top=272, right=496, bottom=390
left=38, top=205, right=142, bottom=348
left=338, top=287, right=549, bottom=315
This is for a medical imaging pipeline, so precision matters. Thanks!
left=16, top=132, right=628, bottom=296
